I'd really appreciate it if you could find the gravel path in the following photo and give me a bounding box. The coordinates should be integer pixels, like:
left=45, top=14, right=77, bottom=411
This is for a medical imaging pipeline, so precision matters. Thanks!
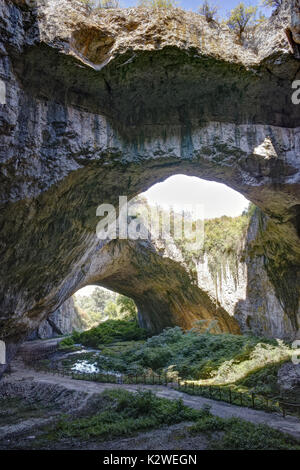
left=4, top=364, right=300, bottom=440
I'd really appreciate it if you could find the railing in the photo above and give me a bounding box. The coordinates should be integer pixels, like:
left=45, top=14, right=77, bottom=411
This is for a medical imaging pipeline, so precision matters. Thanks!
left=26, top=361, right=300, bottom=419
left=22, top=345, right=59, bottom=363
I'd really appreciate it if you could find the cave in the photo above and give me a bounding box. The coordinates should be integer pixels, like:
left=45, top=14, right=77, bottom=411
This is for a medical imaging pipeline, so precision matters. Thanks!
left=0, top=0, right=299, bottom=376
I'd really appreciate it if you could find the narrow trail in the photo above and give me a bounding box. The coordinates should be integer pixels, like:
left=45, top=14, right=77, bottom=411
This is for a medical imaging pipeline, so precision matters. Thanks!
left=3, top=362, right=300, bottom=440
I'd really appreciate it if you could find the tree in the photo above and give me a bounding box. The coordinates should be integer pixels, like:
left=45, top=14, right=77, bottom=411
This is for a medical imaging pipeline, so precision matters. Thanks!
left=261, top=0, right=282, bottom=8
left=116, top=295, right=138, bottom=321
left=227, top=3, right=258, bottom=40
left=91, top=287, right=117, bottom=313
left=198, top=1, right=219, bottom=23
left=104, top=300, right=118, bottom=319
left=75, top=287, right=117, bottom=320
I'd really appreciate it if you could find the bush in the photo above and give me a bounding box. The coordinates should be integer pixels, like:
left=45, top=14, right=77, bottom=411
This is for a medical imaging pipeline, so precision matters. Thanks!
left=126, top=328, right=285, bottom=380
left=138, top=0, right=177, bottom=9
left=72, top=319, right=147, bottom=347
left=236, top=361, right=285, bottom=397
left=46, top=390, right=300, bottom=449
left=209, top=417, right=300, bottom=450
left=49, top=389, right=199, bottom=441
left=59, top=337, right=76, bottom=350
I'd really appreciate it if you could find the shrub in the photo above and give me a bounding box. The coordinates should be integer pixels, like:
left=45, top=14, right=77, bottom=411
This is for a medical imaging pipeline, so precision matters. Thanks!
left=58, top=337, right=76, bottom=350
left=209, top=417, right=300, bottom=450
left=236, top=361, right=286, bottom=396
left=48, top=389, right=199, bottom=441
left=138, top=0, right=177, bottom=9
left=72, top=319, right=147, bottom=347
left=46, top=389, right=300, bottom=449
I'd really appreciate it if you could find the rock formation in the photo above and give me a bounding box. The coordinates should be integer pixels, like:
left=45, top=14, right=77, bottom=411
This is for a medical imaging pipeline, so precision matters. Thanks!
left=278, top=361, right=300, bottom=404
left=0, top=0, right=299, bottom=372
left=197, top=208, right=300, bottom=341
left=27, top=297, right=83, bottom=339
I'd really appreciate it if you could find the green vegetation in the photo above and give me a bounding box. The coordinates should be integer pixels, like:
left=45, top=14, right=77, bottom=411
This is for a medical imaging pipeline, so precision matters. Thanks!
left=0, top=397, right=51, bottom=427
left=67, top=319, right=147, bottom=348
left=202, top=211, right=250, bottom=286
left=262, top=0, right=282, bottom=9
left=175, top=204, right=255, bottom=289
left=138, top=0, right=178, bottom=9
left=116, top=295, right=138, bottom=321
left=188, top=407, right=300, bottom=450
left=58, top=336, right=79, bottom=351
left=46, top=389, right=198, bottom=441
left=236, top=361, right=285, bottom=396
left=42, top=390, right=299, bottom=449
left=227, top=2, right=258, bottom=39
left=74, top=287, right=137, bottom=330
left=60, top=326, right=293, bottom=391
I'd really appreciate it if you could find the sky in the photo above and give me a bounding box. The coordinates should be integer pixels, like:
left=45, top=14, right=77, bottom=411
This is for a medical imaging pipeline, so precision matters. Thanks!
left=120, top=0, right=271, bottom=18
left=141, top=175, right=249, bottom=219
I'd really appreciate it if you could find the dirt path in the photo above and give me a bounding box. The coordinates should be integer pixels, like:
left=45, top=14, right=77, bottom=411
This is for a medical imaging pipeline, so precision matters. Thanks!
left=4, top=364, right=300, bottom=440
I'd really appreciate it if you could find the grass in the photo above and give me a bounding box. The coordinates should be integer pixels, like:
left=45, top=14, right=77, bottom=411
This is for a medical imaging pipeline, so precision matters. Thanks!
left=0, top=397, right=51, bottom=426
left=44, top=389, right=199, bottom=441
left=39, top=390, right=300, bottom=450
left=188, top=406, right=300, bottom=450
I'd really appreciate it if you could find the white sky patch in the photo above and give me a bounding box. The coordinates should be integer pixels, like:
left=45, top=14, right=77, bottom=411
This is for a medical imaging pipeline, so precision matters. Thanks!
left=141, top=175, right=249, bottom=219
left=75, top=285, right=109, bottom=297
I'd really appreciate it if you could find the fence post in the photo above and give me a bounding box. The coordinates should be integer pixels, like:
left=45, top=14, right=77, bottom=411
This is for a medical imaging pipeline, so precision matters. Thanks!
left=229, top=388, right=232, bottom=404
left=240, top=393, right=243, bottom=406
left=177, top=378, right=180, bottom=389
left=165, top=374, right=168, bottom=386
left=252, top=393, right=255, bottom=409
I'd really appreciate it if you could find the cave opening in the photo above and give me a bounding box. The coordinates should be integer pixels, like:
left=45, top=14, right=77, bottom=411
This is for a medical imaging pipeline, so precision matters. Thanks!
left=36, top=175, right=250, bottom=341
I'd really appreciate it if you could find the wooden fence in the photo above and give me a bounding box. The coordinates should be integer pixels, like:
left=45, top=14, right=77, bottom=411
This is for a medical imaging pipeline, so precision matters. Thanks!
left=28, top=361, right=300, bottom=419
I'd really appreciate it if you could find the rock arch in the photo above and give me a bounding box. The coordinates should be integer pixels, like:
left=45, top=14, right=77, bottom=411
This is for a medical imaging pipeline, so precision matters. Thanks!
left=0, top=0, right=299, bottom=370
